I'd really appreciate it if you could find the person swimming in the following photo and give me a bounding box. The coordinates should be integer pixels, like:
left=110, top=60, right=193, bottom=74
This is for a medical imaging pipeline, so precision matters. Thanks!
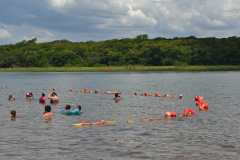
left=48, top=92, right=59, bottom=104
left=8, top=95, right=16, bottom=101
left=39, top=91, right=48, bottom=103
left=65, top=105, right=71, bottom=111
left=75, top=105, right=81, bottom=110
left=26, top=93, right=33, bottom=99
left=113, top=93, right=122, bottom=100
left=42, top=105, right=53, bottom=119
left=11, top=110, right=19, bottom=118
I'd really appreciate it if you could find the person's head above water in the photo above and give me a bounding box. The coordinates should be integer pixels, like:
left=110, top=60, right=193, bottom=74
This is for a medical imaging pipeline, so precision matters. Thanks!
left=115, top=93, right=119, bottom=97
left=9, top=95, right=12, bottom=99
left=42, top=91, right=46, bottom=97
left=52, top=92, right=57, bottom=96
left=76, top=105, right=81, bottom=110
left=45, top=105, right=51, bottom=112
left=65, top=105, right=71, bottom=110
left=11, top=110, right=16, bottom=115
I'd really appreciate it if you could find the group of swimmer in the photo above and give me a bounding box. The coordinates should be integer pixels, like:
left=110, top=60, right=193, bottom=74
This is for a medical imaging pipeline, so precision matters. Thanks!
left=7, top=90, right=82, bottom=120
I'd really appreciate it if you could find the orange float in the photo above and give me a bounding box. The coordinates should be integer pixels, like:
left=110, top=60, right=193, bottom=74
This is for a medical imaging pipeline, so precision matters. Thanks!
left=183, top=108, right=189, bottom=116
left=144, top=92, right=147, bottom=96
left=179, top=94, right=183, bottom=99
left=134, top=92, right=138, bottom=95
left=141, top=119, right=149, bottom=122
left=150, top=118, right=153, bottom=121
left=196, top=101, right=200, bottom=107
left=171, top=112, right=176, bottom=117
left=204, top=103, right=208, bottom=109
left=165, top=112, right=171, bottom=117
left=156, top=118, right=163, bottom=120
left=79, top=123, right=91, bottom=125
left=188, top=109, right=196, bottom=114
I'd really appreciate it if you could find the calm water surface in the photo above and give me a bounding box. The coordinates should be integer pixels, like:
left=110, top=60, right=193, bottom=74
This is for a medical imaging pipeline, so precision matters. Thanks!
left=0, top=71, right=239, bottom=160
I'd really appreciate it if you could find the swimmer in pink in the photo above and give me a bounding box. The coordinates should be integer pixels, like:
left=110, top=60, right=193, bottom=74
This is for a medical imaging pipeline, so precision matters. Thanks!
left=42, top=105, right=53, bottom=119
left=39, top=91, right=48, bottom=103
left=48, top=92, right=59, bottom=104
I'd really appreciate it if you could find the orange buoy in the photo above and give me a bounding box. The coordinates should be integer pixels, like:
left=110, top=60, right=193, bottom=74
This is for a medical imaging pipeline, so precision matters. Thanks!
left=204, top=103, right=208, bottom=109
left=179, top=94, right=183, bottom=99
left=201, top=101, right=205, bottom=105
left=150, top=118, right=153, bottom=121
left=95, top=89, right=99, bottom=93
left=156, top=118, right=163, bottom=120
left=155, top=92, right=159, bottom=97
left=164, top=94, right=170, bottom=97
left=141, top=119, right=149, bottom=122
left=196, top=101, right=200, bottom=107
left=195, top=96, right=199, bottom=101
left=69, top=88, right=73, bottom=92
left=171, top=112, right=176, bottom=117
left=189, top=109, right=196, bottom=114
left=53, top=88, right=56, bottom=91
left=183, top=108, right=189, bottom=116
left=134, top=92, right=138, bottom=95
left=165, top=112, right=171, bottom=117
left=144, top=92, right=147, bottom=96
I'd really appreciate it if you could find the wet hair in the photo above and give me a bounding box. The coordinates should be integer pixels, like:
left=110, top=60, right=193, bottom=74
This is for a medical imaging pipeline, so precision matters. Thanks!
left=65, top=105, right=71, bottom=110
left=9, top=95, right=12, bottom=98
left=42, top=93, right=45, bottom=97
left=52, top=92, right=57, bottom=96
left=76, top=105, right=81, bottom=110
left=45, top=105, right=51, bottom=112
left=11, top=110, right=16, bottom=115
left=115, top=93, right=118, bottom=97
left=29, top=93, right=33, bottom=97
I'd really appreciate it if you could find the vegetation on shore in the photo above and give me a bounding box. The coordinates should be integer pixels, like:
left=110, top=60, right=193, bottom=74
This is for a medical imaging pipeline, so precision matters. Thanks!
left=0, top=65, right=239, bottom=72
left=1, top=35, right=240, bottom=69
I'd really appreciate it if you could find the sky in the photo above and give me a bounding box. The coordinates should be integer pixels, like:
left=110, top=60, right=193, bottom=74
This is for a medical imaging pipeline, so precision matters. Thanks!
left=1, top=0, right=240, bottom=45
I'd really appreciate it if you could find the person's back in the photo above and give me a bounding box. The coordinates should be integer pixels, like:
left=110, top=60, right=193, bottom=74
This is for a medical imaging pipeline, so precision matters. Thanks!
left=42, top=105, right=53, bottom=119
left=39, top=92, right=47, bottom=103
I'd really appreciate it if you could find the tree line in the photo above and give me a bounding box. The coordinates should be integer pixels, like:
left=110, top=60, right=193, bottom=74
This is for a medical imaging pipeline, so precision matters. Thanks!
left=0, top=35, right=240, bottom=68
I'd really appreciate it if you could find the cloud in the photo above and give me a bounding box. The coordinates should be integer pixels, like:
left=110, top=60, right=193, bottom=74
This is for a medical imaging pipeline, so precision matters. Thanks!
left=0, top=24, right=11, bottom=39
left=1, top=0, right=240, bottom=44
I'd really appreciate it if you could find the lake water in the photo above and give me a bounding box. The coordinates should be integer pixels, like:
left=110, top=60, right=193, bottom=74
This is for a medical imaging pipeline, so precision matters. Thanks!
left=0, top=71, right=239, bottom=160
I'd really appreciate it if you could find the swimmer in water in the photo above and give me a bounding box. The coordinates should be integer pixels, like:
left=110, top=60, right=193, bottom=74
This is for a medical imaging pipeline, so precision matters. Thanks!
left=65, top=105, right=71, bottom=111
left=113, top=93, right=122, bottom=100
left=11, top=110, right=19, bottom=118
left=48, top=92, right=59, bottom=104
left=26, top=93, right=33, bottom=99
left=39, top=91, right=48, bottom=103
left=42, top=105, right=53, bottom=119
left=8, top=95, right=16, bottom=101
left=75, top=105, right=81, bottom=110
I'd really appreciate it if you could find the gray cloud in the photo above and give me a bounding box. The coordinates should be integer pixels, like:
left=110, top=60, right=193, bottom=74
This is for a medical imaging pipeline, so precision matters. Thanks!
left=0, top=0, right=240, bottom=44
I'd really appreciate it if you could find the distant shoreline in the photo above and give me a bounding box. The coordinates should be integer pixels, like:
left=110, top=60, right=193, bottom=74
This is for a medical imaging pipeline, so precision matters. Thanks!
left=0, top=65, right=240, bottom=72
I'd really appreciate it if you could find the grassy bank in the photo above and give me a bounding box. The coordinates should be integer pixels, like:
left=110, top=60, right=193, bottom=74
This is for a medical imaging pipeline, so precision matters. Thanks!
left=0, top=65, right=240, bottom=72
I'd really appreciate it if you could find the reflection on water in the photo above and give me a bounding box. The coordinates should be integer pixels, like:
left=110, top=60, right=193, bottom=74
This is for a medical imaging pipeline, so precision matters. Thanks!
left=0, top=71, right=240, bottom=159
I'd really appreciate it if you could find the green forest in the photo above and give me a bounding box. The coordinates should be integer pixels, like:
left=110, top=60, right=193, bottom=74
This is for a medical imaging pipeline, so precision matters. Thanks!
left=0, top=35, right=240, bottom=68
